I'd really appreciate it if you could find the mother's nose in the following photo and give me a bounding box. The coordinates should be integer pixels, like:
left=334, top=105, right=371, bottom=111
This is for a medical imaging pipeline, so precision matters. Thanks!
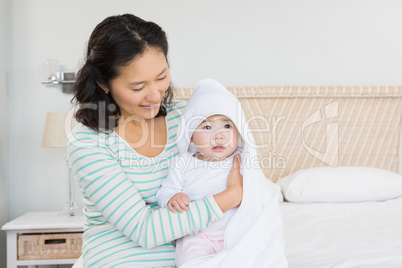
left=146, top=84, right=162, bottom=102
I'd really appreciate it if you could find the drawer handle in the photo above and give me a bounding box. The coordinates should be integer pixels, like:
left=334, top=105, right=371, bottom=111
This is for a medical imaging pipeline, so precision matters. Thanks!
left=44, top=238, right=66, bottom=245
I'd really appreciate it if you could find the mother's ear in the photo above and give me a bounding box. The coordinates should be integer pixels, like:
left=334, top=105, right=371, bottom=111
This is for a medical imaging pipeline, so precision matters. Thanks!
left=97, top=82, right=110, bottom=94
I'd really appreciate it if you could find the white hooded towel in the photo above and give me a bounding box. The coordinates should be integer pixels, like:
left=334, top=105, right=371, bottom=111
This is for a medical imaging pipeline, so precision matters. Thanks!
left=176, top=79, right=288, bottom=268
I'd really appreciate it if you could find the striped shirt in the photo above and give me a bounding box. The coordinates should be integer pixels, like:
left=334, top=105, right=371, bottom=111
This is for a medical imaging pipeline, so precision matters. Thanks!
left=67, top=102, right=223, bottom=268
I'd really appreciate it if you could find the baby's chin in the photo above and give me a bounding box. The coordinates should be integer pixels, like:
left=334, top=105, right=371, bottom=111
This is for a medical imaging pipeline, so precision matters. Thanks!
left=197, top=151, right=236, bottom=162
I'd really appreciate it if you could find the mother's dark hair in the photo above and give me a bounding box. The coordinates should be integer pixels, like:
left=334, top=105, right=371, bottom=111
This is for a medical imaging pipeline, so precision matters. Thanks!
left=71, top=13, right=173, bottom=132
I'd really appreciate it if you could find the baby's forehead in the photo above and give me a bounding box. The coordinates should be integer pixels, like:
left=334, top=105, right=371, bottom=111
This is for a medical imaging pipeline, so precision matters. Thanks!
left=203, top=114, right=232, bottom=123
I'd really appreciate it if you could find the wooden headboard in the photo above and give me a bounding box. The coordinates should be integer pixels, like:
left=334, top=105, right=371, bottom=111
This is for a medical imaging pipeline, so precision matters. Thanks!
left=174, top=86, right=402, bottom=182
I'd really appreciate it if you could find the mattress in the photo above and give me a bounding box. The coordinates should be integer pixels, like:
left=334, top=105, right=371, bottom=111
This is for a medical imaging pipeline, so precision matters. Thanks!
left=280, top=197, right=402, bottom=268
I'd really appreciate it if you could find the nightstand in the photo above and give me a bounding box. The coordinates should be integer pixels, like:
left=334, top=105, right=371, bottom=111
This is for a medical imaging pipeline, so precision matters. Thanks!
left=1, top=211, right=85, bottom=268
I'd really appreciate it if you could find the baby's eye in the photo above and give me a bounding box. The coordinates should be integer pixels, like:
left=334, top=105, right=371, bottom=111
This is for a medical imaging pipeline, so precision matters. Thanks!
left=203, top=125, right=212, bottom=130
left=224, top=124, right=232, bottom=129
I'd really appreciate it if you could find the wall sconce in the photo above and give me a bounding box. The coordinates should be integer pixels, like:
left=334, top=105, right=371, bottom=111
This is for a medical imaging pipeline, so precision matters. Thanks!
left=41, top=59, right=76, bottom=94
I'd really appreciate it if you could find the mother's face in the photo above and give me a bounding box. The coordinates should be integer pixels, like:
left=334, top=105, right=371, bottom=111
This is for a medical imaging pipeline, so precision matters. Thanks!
left=105, top=46, right=170, bottom=121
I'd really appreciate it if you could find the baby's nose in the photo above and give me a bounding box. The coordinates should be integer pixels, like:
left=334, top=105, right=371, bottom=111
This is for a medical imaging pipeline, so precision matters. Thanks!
left=214, top=131, right=225, bottom=139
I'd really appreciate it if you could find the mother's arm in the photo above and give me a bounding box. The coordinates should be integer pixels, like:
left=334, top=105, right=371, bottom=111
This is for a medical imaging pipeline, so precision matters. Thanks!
left=68, top=131, right=234, bottom=249
left=214, top=154, right=243, bottom=212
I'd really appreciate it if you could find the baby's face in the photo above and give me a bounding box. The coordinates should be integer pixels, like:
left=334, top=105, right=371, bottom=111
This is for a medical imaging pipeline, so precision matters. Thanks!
left=191, top=114, right=239, bottom=161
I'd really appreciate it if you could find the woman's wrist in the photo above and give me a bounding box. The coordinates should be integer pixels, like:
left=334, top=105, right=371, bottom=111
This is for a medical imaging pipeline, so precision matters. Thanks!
left=213, top=186, right=242, bottom=213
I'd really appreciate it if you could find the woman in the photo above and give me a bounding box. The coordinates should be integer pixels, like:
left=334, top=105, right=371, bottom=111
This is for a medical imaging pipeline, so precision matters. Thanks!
left=68, top=14, right=243, bottom=268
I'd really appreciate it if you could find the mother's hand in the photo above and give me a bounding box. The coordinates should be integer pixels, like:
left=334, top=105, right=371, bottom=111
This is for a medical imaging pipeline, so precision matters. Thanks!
left=213, top=154, right=243, bottom=212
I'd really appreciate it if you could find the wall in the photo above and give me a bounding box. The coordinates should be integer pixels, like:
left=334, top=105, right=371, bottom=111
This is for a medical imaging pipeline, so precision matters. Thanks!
left=7, top=0, right=402, bottom=218
left=0, top=0, right=9, bottom=266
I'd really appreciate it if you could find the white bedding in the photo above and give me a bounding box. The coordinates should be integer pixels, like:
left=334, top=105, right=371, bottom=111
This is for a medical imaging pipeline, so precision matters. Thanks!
left=280, top=197, right=402, bottom=268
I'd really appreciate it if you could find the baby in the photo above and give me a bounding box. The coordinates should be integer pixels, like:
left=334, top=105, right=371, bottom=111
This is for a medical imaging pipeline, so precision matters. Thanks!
left=157, top=113, right=242, bottom=267
left=157, top=78, right=287, bottom=268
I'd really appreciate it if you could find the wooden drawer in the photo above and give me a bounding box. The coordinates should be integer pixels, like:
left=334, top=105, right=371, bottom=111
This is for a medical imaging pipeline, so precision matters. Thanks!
left=17, top=232, right=83, bottom=260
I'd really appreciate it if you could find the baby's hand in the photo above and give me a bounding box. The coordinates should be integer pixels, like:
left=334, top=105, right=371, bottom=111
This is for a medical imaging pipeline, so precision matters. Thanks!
left=167, top=192, right=190, bottom=213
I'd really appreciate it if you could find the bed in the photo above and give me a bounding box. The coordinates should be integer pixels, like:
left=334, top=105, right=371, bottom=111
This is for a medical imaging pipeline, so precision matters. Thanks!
left=175, top=85, right=402, bottom=267
left=281, top=195, right=402, bottom=267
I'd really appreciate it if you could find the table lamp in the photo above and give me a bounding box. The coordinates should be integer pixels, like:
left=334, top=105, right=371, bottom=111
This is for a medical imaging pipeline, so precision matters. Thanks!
left=42, top=112, right=79, bottom=216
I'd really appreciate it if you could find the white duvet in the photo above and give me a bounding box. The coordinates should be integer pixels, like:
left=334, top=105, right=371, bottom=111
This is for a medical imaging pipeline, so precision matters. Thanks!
left=280, top=197, right=402, bottom=268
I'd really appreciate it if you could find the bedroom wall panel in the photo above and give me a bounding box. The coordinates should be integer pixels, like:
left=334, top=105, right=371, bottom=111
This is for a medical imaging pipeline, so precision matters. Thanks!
left=0, top=0, right=9, bottom=266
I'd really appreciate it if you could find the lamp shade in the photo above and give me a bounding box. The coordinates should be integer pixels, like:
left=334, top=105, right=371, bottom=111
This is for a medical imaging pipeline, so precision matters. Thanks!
left=42, top=112, right=78, bottom=148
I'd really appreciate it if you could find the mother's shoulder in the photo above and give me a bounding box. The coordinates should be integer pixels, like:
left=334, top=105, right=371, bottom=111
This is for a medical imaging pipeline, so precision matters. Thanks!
left=67, top=123, right=114, bottom=146
left=165, top=100, right=187, bottom=121
left=69, top=123, right=105, bottom=136
left=167, top=100, right=187, bottom=112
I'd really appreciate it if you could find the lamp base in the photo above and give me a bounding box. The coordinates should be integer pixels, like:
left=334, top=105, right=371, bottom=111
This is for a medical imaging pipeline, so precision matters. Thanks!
left=62, top=157, right=81, bottom=217
left=62, top=200, right=79, bottom=217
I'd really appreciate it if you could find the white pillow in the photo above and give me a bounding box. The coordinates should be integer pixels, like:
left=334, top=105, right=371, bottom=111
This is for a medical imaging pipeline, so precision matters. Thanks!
left=276, top=166, right=402, bottom=203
